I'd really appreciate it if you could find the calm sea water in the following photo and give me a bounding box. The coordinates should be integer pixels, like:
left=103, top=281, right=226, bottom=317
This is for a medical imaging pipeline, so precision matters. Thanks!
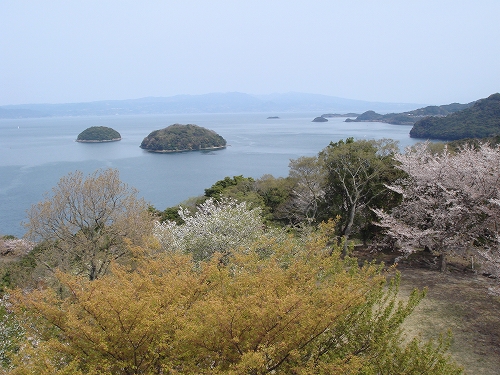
left=0, top=113, right=420, bottom=236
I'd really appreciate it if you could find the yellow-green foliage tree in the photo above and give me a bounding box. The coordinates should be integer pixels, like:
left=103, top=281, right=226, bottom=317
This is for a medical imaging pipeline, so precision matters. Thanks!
left=6, top=221, right=461, bottom=374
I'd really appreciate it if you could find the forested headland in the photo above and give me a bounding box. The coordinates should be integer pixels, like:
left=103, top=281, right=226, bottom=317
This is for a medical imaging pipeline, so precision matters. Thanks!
left=345, top=102, right=472, bottom=125
left=340, top=93, right=500, bottom=141
left=410, top=93, right=500, bottom=140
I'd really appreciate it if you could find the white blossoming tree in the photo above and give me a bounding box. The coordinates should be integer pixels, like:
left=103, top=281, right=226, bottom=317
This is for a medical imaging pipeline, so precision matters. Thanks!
left=0, top=298, right=23, bottom=368
left=154, top=197, right=271, bottom=261
left=374, top=142, right=500, bottom=273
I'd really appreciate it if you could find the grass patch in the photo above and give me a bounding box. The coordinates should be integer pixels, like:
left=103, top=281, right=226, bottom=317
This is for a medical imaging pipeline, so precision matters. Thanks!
left=398, top=267, right=500, bottom=375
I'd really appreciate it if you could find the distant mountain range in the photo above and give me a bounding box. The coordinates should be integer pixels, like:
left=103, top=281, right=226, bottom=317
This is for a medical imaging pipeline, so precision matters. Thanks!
left=0, top=92, right=422, bottom=119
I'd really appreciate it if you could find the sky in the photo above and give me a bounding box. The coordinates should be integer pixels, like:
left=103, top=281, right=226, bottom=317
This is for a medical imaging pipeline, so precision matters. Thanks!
left=1, top=0, right=499, bottom=106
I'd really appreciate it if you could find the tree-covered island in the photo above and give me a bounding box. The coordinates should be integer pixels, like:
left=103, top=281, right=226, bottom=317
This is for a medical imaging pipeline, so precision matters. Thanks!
left=76, top=126, right=121, bottom=142
left=140, top=124, right=227, bottom=153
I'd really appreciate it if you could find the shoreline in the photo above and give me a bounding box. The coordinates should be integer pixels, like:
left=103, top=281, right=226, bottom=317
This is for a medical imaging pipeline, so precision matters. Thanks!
left=76, top=138, right=122, bottom=143
left=141, top=145, right=227, bottom=153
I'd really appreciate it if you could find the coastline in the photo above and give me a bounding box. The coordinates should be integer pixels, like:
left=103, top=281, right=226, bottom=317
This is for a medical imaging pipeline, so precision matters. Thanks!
left=76, top=138, right=122, bottom=143
left=142, top=145, right=227, bottom=153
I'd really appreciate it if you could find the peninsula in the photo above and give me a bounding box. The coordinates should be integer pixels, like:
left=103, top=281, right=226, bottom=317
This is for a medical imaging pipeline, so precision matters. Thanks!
left=410, top=93, right=500, bottom=140
left=140, top=124, right=227, bottom=153
left=345, top=102, right=472, bottom=125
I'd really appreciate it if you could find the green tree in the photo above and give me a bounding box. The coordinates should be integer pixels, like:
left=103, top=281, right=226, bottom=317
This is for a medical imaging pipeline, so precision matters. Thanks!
left=150, top=176, right=263, bottom=227
left=319, top=138, right=401, bottom=250
left=204, top=175, right=254, bottom=199
left=0, top=244, right=43, bottom=294
left=254, top=174, right=295, bottom=224
left=23, top=169, right=153, bottom=281
left=205, top=175, right=267, bottom=210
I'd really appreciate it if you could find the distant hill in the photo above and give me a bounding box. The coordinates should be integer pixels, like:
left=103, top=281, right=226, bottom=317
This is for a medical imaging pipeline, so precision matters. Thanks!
left=253, top=92, right=417, bottom=113
left=410, top=93, right=500, bottom=140
left=140, top=124, right=227, bottom=153
left=0, top=107, right=49, bottom=119
left=0, top=92, right=421, bottom=118
left=345, top=102, right=473, bottom=125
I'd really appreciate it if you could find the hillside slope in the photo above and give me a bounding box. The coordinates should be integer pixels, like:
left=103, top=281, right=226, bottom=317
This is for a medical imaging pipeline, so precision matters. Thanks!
left=345, top=102, right=472, bottom=125
left=410, top=93, right=500, bottom=140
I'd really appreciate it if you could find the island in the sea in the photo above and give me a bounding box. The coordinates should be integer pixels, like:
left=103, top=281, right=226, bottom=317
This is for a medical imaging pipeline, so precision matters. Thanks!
left=140, top=124, right=227, bottom=153
left=312, top=116, right=328, bottom=122
left=76, top=126, right=121, bottom=142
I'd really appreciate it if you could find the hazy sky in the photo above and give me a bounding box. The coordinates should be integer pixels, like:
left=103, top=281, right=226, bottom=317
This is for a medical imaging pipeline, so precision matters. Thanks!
left=1, top=1, right=499, bottom=106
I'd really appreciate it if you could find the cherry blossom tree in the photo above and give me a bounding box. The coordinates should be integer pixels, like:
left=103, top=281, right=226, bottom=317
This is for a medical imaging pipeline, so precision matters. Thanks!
left=374, top=142, right=500, bottom=272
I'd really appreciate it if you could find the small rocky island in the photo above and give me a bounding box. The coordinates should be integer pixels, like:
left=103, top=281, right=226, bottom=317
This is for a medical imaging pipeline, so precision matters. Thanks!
left=76, top=126, right=121, bottom=142
left=312, top=116, right=328, bottom=122
left=140, top=124, right=227, bottom=153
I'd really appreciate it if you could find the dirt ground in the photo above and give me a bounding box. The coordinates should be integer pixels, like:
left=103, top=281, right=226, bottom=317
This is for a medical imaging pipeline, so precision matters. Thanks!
left=399, top=267, right=500, bottom=375
left=352, top=246, right=500, bottom=375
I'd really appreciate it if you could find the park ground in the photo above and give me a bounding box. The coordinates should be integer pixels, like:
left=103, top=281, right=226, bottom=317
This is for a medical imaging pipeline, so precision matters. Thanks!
left=353, top=246, right=500, bottom=375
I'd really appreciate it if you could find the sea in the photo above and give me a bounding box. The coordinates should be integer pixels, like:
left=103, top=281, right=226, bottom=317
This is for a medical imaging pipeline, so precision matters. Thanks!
left=0, top=113, right=421, bottom=237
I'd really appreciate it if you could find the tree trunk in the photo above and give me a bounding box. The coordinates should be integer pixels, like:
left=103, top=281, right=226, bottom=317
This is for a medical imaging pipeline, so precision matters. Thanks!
left=341, top=235, right=349, bottom=257
left=440, top=253, right=447, bottom=272
left=342, top=203, right=357, bottom=257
